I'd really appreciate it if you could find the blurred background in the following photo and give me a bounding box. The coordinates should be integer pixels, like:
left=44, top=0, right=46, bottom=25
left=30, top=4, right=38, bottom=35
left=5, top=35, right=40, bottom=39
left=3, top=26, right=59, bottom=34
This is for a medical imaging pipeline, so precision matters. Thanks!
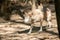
left=0, top=0, right=59, bottom=40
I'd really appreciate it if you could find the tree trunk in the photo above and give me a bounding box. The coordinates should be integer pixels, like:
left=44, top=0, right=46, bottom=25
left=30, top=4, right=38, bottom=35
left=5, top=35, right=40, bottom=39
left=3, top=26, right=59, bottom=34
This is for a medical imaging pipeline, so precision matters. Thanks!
left=55, top=0, right=60, bottom=38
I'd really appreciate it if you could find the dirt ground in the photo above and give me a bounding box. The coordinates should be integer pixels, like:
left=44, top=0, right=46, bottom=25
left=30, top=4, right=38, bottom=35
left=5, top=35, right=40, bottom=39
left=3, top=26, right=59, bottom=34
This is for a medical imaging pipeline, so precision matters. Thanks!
left=0, top=12, right=59, bottom=40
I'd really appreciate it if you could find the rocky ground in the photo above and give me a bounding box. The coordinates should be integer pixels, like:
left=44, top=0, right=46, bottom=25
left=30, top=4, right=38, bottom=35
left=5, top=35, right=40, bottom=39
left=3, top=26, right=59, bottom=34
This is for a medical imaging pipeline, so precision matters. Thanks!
left=0, top=12, right=59, bottom=40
